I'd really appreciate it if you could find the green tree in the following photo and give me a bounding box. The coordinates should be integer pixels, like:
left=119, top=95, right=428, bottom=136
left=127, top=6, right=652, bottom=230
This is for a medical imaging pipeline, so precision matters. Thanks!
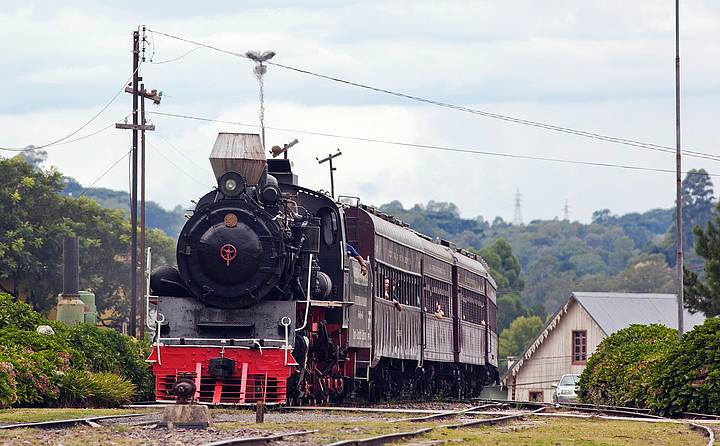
left=684, top=201, right=720, bottom=316
left=476, top=239, right=524, bottom=291
left=0, top=156, right=176, bottom=326
left=499, top=315, right=544, bottom=371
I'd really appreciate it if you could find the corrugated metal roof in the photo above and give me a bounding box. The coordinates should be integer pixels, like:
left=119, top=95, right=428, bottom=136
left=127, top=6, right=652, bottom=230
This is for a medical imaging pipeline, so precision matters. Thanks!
left=572, top=292, right=705, bottom=335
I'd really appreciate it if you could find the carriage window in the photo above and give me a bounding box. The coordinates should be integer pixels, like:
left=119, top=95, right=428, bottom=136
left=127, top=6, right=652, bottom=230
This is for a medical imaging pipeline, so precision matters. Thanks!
left=318, top=208, right=338, bottom=246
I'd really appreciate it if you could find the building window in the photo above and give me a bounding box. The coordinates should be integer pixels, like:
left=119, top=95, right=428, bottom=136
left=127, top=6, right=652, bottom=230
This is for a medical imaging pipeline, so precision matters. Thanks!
left=529, top=391, right=543, bottom=402
left=572, top=330, right=587, bottom=364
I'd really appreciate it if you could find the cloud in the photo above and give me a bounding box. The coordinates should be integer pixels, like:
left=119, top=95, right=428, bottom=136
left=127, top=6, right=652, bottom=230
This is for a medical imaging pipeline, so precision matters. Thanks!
left=19, top=65, right=113, bottom=85
left=1, top=0, right=719, bottom=225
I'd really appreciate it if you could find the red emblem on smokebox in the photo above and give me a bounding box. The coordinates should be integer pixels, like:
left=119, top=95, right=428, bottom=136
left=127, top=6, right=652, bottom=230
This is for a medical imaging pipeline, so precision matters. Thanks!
left=220, top=244, right=237, bottom=266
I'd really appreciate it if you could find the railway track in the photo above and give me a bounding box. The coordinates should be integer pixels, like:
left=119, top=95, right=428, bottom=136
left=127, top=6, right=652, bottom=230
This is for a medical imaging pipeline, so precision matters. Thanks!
left=200, top=430, right=317, bottom=446
left=324, top=407, right=547, bottom=446
left=0, top=413, right=153, bottom=430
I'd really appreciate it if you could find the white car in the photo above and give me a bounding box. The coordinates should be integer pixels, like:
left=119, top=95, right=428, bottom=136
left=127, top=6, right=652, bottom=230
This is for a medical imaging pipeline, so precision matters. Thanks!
left=552, top=374, right=580, bottom=403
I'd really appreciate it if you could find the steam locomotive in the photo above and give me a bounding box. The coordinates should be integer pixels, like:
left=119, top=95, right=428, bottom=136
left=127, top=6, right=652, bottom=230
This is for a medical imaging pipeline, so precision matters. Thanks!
left=147, top=132, right=499, bottom=404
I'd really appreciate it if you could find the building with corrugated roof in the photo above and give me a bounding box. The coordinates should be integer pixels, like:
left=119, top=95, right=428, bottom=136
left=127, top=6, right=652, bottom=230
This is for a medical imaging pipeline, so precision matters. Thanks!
left=502, top=292, right=705, bottom=403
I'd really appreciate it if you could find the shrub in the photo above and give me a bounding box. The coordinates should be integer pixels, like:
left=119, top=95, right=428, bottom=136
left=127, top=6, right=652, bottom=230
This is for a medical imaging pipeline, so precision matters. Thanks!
left=0, top=347, right=64, bottom=405
left=649, top=318, right=720, bottom=416
left=0, top=362, right=17, bottom=408
left=0, top=294, right=44, bottom=331
left=66, top=325, right=154, bottom=400
left=578, top=324, right=678, bottom=408
left=58, top=370, right=136, bottom=407
left=0, top=293, right=154, bottom=405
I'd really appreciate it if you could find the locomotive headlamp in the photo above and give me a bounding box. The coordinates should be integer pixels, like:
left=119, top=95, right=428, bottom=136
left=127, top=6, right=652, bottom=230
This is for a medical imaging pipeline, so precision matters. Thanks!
left=218, top=171, right=245, bottom=198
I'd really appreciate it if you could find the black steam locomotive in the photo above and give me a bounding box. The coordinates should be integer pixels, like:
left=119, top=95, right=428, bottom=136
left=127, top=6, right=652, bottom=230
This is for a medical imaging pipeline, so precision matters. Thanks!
left=147, top=132, right=498, bottom=404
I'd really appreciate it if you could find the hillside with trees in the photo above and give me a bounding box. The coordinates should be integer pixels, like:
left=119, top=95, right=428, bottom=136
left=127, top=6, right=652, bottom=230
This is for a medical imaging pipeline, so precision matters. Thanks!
left=378, top=169, right=714, bottom=316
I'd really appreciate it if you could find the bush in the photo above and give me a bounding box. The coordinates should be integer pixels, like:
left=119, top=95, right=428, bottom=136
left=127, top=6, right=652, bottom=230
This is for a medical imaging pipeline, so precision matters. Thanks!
left=0, top=362, right=17, bottom=408
left=58, top=370, right=136, bottom=407
left=578, top=324, right=678, bottom=408
left=0, top=346, right=64, bottom=405
left=0, top=293, right=154, bottom=406
left=0, top=294, right=44, bottom=331
left=66, top=325, right=153, bottom=400
left=649, top=318, right=720, bottom=416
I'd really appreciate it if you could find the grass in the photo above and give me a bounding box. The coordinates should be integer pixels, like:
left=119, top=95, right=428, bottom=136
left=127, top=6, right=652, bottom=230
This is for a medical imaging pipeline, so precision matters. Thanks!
left=0, top=408, right=150, bottom=424
left=411, top=417, right=708, bottom=446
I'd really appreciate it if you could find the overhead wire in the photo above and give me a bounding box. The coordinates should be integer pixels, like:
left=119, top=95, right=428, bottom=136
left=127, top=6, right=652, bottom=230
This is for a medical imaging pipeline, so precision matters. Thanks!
left=145, top=28, right=720, bottom=163
left=148, top=110, right=720, bottom=178
left=154, top=131, right=212, bottom=174
left=0, top=67, right=141, bottom=152
left=79, top=149, right=133, bottom=197
left=146, top=136, right=212, bottom=188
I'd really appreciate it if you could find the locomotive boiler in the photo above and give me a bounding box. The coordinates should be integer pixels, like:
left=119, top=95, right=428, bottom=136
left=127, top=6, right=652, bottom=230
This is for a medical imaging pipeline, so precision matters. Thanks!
left=147, top=132, right=499, bottom=404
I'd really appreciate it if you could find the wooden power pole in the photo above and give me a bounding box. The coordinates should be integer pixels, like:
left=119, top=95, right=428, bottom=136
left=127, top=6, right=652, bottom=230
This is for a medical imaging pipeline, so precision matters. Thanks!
left=116, top=30, right=160, bottom=337
left=317, top=150, right=342, bottom=198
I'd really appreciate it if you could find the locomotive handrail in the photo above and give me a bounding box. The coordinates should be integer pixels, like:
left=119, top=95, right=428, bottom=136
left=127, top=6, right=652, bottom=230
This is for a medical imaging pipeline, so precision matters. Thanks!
left=295, top=253, right=313, bottom=332
left=157, top=337, right=287, bottom=344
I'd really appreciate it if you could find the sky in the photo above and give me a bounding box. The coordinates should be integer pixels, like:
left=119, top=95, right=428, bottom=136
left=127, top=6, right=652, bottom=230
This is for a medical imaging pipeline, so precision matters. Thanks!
left=2, top=1, right=719, bottom=223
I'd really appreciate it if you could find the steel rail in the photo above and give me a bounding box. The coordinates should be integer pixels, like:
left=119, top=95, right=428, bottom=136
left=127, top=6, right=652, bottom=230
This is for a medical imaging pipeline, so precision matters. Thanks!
left=689, top=423, right=716, bottom=446
left=0, top=413, right=151, bottom=430
left=284, top=406, right=447, bottom=415
left=200, top=430, right=317, bottom=446
left=444, top=406, right=547, bottom=429
left=326, top=406, right=545, bottom=445
left=393, top=403, right=504, bottom=423
left=325, top=427, right=433, bottom=446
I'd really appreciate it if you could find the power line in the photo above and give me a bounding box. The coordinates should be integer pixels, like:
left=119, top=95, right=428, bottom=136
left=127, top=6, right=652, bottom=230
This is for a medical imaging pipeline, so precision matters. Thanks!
left=146, top=138, right=212, bottom=188
left=148, top=110, right=720, bottom=178
left=147, top=29, right=248, bottom=59
left=78, top=149, right=133, bottom=197
left=145, top=29, right=720, bottom=163
left=0, top=68, right=141, bottom=153
left=154, top=131, right=212, bottom=174
left=148, top=46, right=201, bottom=64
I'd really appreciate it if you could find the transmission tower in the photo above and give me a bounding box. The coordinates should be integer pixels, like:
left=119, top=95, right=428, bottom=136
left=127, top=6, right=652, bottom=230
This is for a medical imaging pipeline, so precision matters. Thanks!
left=513, top=189, right=523, bottom=225
left=563, top=199, right=570, bottom=221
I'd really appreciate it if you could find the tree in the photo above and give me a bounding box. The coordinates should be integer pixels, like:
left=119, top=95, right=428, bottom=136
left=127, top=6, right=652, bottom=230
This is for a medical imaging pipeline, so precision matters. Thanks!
left=659, top=169, right=716, bottom=268
left=684, top=201, right=720, bottom=316
left=0, top=156, right=176, bottom=326
left=476, top=239, right=523, bottom=291
left=499, top=315, right=544, bottom=372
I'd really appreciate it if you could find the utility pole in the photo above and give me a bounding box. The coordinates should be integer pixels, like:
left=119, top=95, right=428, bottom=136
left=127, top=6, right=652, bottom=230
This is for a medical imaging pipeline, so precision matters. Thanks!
left=317, top=150, right=342, bottom=198
left=115, top=29, right=159, bottom=337
left=139, top=83, right=161, bottom=338
left=563, top=200, right=570, bottom=221
left=675, top=0, right=684, bottom=336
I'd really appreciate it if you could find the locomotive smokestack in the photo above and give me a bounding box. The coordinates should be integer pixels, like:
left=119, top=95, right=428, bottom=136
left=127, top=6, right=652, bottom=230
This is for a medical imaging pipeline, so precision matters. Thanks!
left=210, top=133, right=266, bottom=186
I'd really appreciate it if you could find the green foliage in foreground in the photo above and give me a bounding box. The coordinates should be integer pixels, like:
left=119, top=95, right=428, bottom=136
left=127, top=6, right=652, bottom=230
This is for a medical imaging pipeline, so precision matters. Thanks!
left=649, top=318, right=720, bottom=416
left=58, top=371, right=136, bottom=407
left=580, top=319, right=720, bottom=416
left=578, top=324, right=678, bottom=408
left=0, top=294, right=152, bottom=408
